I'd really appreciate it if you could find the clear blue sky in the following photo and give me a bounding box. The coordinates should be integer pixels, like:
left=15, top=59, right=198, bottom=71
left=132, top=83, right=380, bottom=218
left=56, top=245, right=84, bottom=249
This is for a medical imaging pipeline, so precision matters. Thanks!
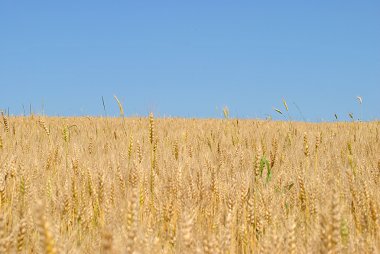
left=1, top=1, right=379, bottom=121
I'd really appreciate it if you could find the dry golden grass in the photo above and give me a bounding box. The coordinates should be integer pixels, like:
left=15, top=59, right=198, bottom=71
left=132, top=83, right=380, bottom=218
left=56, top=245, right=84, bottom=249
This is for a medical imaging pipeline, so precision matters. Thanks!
left=0, top=116, right=379, bottom=253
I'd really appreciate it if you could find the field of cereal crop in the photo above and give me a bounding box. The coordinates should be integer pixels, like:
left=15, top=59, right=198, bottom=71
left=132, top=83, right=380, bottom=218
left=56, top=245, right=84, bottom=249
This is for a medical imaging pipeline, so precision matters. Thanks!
left=0, top=114, right=379, bottom=253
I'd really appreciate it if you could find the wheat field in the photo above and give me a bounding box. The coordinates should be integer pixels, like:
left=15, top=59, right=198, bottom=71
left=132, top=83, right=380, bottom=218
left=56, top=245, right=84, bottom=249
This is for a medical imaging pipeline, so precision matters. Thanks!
left=0, top=114, right=379, bottom=253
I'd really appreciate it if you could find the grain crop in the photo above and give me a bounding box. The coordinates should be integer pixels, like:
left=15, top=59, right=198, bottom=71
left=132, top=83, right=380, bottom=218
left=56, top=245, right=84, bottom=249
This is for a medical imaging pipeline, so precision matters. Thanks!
left=0, top=116, right=379, bottom=253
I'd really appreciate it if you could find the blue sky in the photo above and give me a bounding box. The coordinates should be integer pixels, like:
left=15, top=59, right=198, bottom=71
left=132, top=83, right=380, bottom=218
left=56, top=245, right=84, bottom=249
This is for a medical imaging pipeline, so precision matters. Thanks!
left=0, top=1, right=379, bottom=121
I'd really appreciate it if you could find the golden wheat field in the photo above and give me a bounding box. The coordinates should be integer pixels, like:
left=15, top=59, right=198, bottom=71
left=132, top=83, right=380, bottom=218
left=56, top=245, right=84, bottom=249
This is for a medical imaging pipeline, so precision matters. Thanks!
left=0, top=114, right=379, bottom=253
